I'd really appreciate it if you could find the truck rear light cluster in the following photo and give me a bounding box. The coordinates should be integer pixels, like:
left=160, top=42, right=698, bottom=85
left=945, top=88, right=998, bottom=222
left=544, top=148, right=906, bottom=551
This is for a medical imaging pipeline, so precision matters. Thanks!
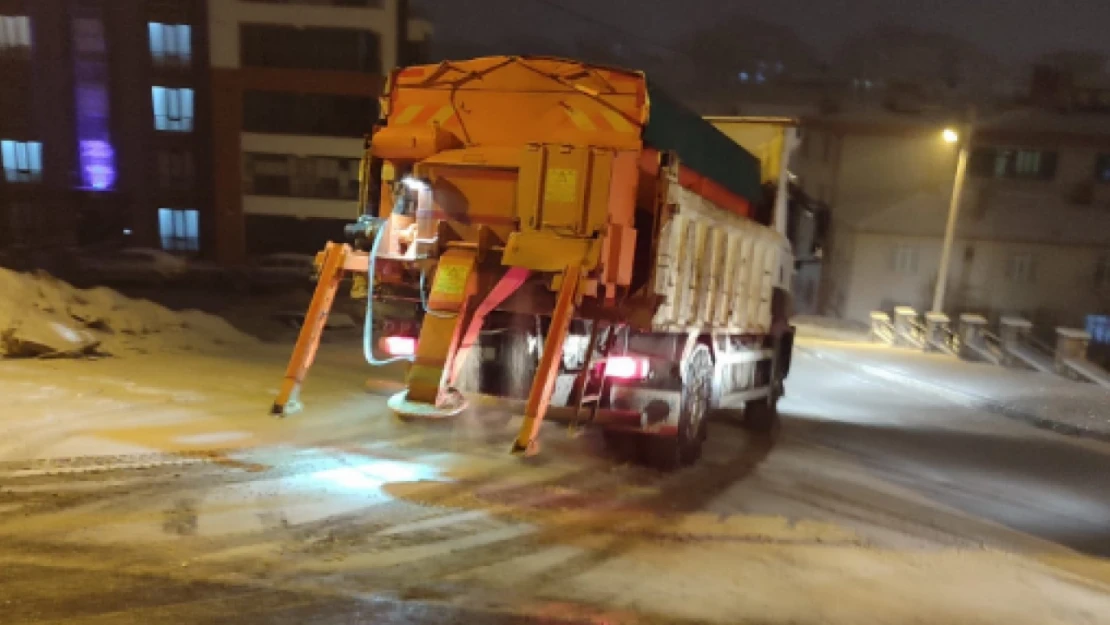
left=604, top=356, right=651, bottom=380
left=381, top=336, right=416, bottom=357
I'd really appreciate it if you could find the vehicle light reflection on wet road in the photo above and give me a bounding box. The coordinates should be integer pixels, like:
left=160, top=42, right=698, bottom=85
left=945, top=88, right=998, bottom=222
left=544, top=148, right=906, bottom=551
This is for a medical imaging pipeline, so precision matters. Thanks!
left=310, top=457, right=440, bottom=492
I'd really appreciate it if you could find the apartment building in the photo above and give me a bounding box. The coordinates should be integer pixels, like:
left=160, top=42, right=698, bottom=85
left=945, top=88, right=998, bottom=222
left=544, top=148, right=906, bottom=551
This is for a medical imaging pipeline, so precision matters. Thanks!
left=209, top=0, right=429, bottom=263
left=795, top=101, right=1110, bottom=329
left=0, top=0, right=427, bottom=264
left=0, top=0, right=211, bottom=256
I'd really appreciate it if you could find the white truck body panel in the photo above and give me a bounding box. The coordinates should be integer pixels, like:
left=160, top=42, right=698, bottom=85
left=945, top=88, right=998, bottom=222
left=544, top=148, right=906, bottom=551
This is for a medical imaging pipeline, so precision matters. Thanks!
left=651, top=182, right=793, bottom=335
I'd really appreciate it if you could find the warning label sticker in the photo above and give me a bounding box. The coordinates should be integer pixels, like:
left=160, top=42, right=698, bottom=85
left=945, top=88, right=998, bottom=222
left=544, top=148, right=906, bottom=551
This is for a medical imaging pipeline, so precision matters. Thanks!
left=432, top=263, right=468, bottom=298
left=544, top=168, right=578, bottom=204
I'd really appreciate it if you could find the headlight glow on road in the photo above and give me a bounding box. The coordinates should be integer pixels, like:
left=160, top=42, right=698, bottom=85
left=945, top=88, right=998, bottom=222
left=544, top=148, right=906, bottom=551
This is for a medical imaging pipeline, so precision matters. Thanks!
left=311, top=458, right=436, bottom=491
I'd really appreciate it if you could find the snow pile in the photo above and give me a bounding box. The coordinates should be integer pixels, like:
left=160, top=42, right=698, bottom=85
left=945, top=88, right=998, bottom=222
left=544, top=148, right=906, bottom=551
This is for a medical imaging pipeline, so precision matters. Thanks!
left=0, top=268, right=257, bottom=358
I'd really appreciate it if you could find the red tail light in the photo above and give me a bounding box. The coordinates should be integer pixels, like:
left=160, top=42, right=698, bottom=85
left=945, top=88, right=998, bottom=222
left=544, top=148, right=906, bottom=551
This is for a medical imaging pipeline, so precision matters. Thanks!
left=382, top=336, right=416, bottom=357
left=605, top=356, right=650, bottom=380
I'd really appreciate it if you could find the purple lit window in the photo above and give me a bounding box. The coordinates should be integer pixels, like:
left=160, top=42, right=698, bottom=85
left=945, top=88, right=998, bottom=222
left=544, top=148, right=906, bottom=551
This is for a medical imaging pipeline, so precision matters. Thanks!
left=72, top=13, right=115, bottom=191
left=79, top=140, right=115, bottom=190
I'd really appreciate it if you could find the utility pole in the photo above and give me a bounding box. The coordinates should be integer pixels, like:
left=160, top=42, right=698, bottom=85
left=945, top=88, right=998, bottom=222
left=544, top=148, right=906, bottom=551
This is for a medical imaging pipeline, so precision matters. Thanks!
left=931, top=112, right=975, bottom=314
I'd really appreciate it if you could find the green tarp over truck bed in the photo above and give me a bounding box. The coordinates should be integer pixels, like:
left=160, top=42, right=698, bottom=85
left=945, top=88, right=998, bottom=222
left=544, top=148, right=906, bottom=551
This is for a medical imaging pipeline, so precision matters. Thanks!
left=642, top=82, right=764, bottom=206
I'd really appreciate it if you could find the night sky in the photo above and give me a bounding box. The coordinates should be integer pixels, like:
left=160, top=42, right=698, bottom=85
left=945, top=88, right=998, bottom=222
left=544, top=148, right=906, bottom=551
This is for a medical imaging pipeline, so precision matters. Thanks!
left=416, top=0, right=1110, bottom=63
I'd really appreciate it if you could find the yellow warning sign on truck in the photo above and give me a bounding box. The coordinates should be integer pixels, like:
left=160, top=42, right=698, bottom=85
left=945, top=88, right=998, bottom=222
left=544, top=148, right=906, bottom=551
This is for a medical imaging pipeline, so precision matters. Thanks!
left=431, top=263, right=468, bottom=298
left=544, top=168, right=578, bottom=204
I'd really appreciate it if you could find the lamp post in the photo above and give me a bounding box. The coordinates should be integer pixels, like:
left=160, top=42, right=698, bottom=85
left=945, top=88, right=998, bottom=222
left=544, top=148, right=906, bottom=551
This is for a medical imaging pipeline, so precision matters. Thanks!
left=931, top=116, right=974, bottom=314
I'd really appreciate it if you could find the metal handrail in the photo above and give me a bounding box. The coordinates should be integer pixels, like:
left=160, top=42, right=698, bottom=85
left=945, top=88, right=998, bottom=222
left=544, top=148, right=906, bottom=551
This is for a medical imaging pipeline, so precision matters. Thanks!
left=1023, top=333, right=1056, bottom=358
left=932, top=326, right=961, bottom=355
left=982, top=330, right=1004, bottom=357
left=907, top=319, right=928, bottom=340
left=872, top=319, right=895, bottom=344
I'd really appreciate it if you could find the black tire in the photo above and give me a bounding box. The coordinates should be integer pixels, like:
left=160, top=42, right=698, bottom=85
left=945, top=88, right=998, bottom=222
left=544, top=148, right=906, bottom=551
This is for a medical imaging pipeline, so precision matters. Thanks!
left=499, top=328, right=536, bottom=400
left=473, top=326, right=536, bottom=399
left=638, top=344, right=713, bottom=471
left=602, top=430, right=641, bottom=464
left=742, top=395, right=779, bottom=434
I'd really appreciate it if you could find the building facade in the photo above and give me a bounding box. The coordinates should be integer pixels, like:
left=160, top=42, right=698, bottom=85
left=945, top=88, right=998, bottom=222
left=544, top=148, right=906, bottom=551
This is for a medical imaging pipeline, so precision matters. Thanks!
left=0, top=0, right=427, bottom=265
left=796, top=105, right=1110, bottom=330
left=0, top=0, right=211, bottom=258
left=209, top=0, right=428, bottom=263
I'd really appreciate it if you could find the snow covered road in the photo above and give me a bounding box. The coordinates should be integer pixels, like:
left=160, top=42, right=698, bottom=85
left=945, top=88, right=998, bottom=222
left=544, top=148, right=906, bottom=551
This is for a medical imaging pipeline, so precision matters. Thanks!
left=1, top=339, right=1108, bottom=624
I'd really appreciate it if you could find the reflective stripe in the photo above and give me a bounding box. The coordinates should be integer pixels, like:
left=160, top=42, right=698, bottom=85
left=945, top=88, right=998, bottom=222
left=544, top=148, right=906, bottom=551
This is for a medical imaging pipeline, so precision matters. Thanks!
left=428, top=105, right=456, bottom=126
left=393, top=104, right=424, bottom=125
left=600, top=108, right=637, bottom=133
left=564, top=106, right=596, bottom=131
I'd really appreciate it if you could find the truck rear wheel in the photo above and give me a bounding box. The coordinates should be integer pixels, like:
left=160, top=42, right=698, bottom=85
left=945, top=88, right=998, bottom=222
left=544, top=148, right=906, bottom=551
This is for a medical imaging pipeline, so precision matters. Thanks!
left=639, top=344, right=713, bottom=471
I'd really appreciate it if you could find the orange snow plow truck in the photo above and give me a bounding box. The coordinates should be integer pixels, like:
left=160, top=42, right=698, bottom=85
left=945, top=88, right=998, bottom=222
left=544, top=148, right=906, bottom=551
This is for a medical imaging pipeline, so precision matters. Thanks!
left=273, top=56, right=796, bottom=470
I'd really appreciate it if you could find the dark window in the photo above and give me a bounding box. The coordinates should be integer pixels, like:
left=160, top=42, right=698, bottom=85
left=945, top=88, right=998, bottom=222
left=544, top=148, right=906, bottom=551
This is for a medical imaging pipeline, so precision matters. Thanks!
left=244, top=152, right=360, bottom=200
left=891, top=244, right=919, bottom=275
left=147, top=0, right=197, bottom=22
left=156, top=148, right=195, bottom=189
left=240, top=24, right=381, bottom=73
left=0, top=82, right=31, bottom=135
left=242, top=91, right=377, bottom=137
left=823, top=134, right=836, bottom=163
left=1005, top=252, right=1037, bottom=284
left=5, top=202, right=35, bottom=239
left=1096, top=255, right=1110, bottom=290
left=969, top=148, right=1057, bottom=181
left=1095, top=154, right=1110, bottom=183
left=243, top=153, right=292, bottom=196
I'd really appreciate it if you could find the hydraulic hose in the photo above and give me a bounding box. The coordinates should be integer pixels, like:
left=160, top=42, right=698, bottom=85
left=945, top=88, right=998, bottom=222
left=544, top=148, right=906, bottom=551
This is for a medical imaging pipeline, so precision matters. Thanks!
left=362, top=222, right=414, bottom=366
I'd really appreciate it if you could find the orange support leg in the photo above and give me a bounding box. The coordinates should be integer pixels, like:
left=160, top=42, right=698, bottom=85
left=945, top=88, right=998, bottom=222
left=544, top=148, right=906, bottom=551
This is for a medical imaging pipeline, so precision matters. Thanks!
left=272, top=242, right=350, bottom=416
left=405, top=249, right=478, bottom=405
left=512, top=265, right=582, bottom=456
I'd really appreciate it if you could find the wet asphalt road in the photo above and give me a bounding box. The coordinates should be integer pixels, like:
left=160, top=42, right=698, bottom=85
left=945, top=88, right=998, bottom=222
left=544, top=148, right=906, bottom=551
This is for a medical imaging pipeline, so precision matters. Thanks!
left=0, top=346, right=1108, bottom=623
left=0, top=561, right=600, bottom=625
left=786, top=352, right=1110, bottom=558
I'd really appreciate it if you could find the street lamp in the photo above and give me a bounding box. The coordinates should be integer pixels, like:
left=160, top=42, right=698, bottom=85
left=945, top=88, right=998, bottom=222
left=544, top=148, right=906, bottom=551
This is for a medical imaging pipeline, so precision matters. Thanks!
left=931, top=118, right=974, bottom=314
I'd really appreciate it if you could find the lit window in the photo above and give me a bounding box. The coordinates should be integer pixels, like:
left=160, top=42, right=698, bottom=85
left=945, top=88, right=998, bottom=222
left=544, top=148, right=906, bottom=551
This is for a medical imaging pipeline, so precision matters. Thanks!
left=891, top=244, right=918, bottom=275
left=1, top=140, right=43, bottom=183
left=1006, top=252, right=1036, bottom=284
left=149, top=22, right=191, bottom=66
left=0, top=15, right=32, bottom=53
left=152, top=87, right=194, bottom=132
left=158, top=208, right=200, bottom=252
